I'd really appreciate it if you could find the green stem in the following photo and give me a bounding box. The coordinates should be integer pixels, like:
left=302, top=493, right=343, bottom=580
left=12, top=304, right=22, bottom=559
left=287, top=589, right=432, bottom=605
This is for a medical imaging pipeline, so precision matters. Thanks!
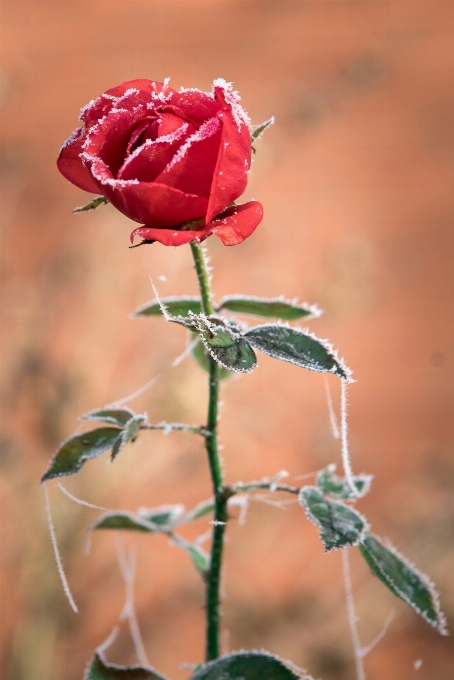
left=190, top=240, right=226, bottom=661
left=190, top=241, right=215, bottom=316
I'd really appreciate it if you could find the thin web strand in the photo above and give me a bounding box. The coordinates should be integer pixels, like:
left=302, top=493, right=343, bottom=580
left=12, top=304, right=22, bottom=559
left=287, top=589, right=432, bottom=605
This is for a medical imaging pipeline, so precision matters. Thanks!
left=43, top=484, right=78, bottom=613
left=57, top=482, right=107, bottom=510
left=360, top=610, right=395, bottom=657
left=324, top=374, right=340, bottom=439
left=342, top=548, right=365, bottom=680
left=340, top=379, right=358, bottom=496
left=116, top=540, right=149, bottom=668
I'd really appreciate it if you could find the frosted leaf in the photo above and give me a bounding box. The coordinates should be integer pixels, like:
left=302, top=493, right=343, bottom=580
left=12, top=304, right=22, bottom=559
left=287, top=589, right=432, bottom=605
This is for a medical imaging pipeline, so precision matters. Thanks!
left=41, top=428, right=122, bottom=481
left=219, top=295, right=320, bottom=320
left=111, top=414, right=146, bottom=461
left=359, top=534, right=448, bottom=635
left=243, top=323, right=350, bottom=379
left=299, top=486, right=368, bottom=551
left=194, top=315, right=257, bottom=374
left=317, top=466, right=373, bottom=500
left=189, top=651, right=308, bottom=680
left=92, top=504, right=184, bottom=534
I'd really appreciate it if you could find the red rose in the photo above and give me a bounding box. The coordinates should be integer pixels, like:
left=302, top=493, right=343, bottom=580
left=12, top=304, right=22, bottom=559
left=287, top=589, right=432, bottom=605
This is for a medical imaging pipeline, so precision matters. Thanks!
left=58, top=78, right=263, bottom=247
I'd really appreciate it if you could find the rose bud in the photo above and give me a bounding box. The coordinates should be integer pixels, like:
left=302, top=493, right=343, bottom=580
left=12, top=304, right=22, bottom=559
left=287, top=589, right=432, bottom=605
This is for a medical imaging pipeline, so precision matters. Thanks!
left=58, top=78, right=263, bottom=247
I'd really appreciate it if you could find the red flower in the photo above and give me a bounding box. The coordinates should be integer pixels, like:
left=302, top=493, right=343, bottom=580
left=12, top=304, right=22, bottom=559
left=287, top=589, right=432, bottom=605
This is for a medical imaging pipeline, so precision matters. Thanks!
left=58, top=79, right=263, bottom=247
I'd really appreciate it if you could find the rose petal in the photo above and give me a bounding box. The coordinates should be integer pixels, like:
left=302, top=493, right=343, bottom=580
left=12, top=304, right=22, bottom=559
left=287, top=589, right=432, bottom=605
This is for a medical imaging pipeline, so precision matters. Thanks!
left=57, top=127, right=102, bottom=194
left=155, top=117, right=222, bottom=198
left=129, top=200, right=263, bottom=248
left=206, top=86, right=251, bottom=222
left=118, top=124, right=191, bottom=183
left=209, top=201, right=263, bottom=246
left=171, top=88, right=220, bottom=124
left=85, top=156, right=207, bottom=227
left=83, top=107, right=152, bottom=178
left=80, top=80, right=176, bottom=126
left=130, top=224, right=212, bottom=247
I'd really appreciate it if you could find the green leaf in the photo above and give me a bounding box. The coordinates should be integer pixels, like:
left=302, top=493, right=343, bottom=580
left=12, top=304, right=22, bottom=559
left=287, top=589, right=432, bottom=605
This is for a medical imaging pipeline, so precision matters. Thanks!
left=81, top=408, right=136, bottom=427
left=219, top=295, right=318, bottom=320
left=132, top=296, right=202, bottom=318
left=111, top=414, right=146, bottom=461
left=190, top=334, right=233, bottom=380
left=187, top=544, right=210, bottom=573
left=184, top=499, right=215, bottom=522
left=189, top=651, right=304, bottom=680
left=299, top=486, right=368, bottom=551
left=41, top=428, right=121, bottom=481
left=92, top=512, right=157, bottom=533
left=317, top=465, right=372, bottom=500
left=171, top=533, right=210, bottom=575
left=243, top=324, right=349, bottom=379
left=92, top=505, right=184, bottom=533
left=195, top=316, right=257, bottom=374
left=142, top=505, right=184, bottom=528
left=251, top=117, right=275, bottom=146
left=359, top=534, right=448, bottom=635
left=85, top=651, right=167, bottom=680
left=74, top=196, right=109, bottom=213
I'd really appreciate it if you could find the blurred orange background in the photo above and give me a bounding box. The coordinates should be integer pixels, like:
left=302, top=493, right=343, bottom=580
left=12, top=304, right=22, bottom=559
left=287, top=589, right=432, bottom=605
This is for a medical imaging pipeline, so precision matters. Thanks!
left=1, top=1, right=453, bottom=679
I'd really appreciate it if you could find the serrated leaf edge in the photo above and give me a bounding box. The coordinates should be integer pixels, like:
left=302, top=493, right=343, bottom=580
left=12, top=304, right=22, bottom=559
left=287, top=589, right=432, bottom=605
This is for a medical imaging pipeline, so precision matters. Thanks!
left=299, top=486, right=369, bottom=551
left=198, top=329, right=257, bottom=374
left=244, top=322, right=353, bottom=381
left=361, top=534, right=448, bottom=635
left=316, top=468, right=374, bottom=500
left=188, top=648, right=312, bottom=680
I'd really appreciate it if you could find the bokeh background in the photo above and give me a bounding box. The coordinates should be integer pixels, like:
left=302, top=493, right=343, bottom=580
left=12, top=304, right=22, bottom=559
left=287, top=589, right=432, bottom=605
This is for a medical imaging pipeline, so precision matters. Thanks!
left=1, top=1, right=453, bottom=679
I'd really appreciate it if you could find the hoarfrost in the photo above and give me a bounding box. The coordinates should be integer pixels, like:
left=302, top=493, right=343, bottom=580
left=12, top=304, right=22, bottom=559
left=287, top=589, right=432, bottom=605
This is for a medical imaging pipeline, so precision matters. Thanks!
left=162, top=116, right=221, bottom=174
left=212, top=77, right=251, bottom=131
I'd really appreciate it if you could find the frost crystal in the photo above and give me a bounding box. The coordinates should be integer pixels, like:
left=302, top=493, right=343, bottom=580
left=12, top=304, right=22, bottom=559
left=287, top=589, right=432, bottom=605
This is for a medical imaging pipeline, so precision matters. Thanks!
left=162, top=117, right=221, bottom=173
left=212, top=78, right=251, bottom=131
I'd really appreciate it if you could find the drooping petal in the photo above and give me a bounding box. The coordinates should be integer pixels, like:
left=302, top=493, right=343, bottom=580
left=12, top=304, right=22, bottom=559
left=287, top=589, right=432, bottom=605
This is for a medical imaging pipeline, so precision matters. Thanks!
left=155, top=117, right=222, bottom=198
left=130, top=200, right=263, bottom=248
left=130, top=223, right=212, bottom=247
left=57, top=127, right=102, bottom=194
left=209, top=201, right=263, bottom=246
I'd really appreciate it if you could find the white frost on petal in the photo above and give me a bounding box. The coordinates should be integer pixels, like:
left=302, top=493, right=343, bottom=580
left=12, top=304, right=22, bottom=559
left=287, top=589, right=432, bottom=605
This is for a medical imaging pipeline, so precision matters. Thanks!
left=179, top=86, right=215, bottom=99
left=82, top=154, right=139, bottom=188
left=161, top=116, right=221, bottom=174
left=212, top=77, right=251, bottom=131
left=111, top=88, right=141, bottom=111
left=59, top=126, right=84, bottom=154
left=119, top=123, right=189, bottom=176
